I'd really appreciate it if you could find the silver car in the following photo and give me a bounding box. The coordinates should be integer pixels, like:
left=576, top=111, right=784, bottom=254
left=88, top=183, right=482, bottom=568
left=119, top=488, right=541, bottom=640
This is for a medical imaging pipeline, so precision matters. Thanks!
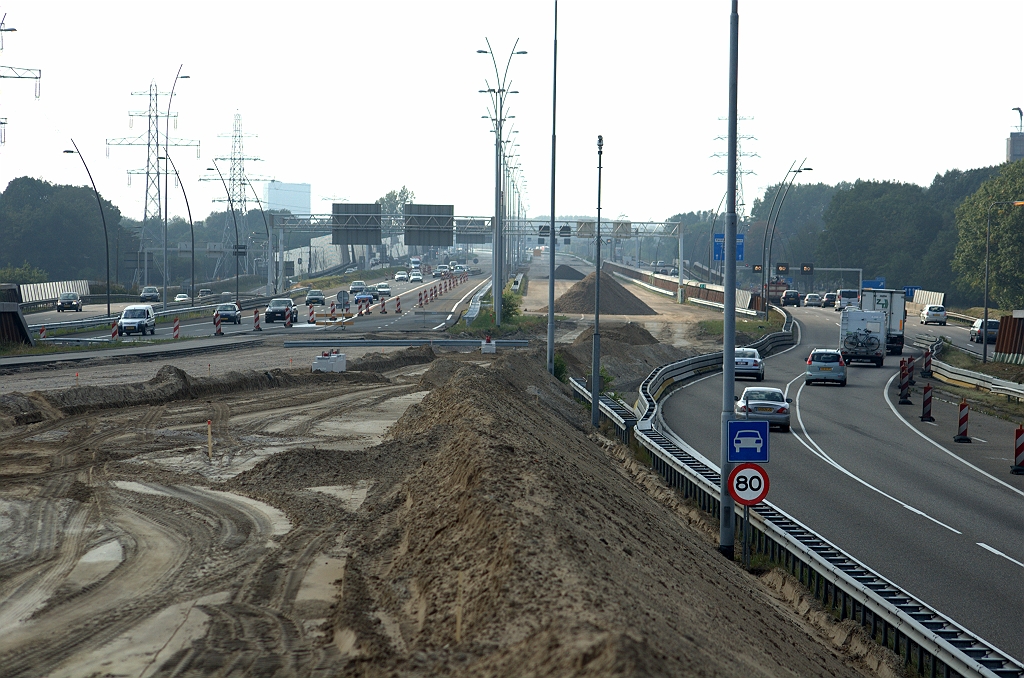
left=805, top=348, right=847, bottom=386
left=734, top=348, right=765, bottom=381
left=734, top=387, right=791, bottom=432
left=970, top=318, right=999, bottom=343
left=920, top=305, right=946, bottom=326
left=803, top=293, right=822, bottom=307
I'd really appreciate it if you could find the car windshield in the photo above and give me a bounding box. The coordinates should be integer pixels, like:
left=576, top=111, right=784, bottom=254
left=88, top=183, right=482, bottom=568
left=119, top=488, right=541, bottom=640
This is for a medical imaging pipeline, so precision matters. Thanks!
left=352, top=281, right=365, bottom=286
left=269, top=299, right=290, bottom=308
left=744, top=390, right=784, bottom=402
left=143, top=287, right=157, bottom=293
left=811, top=353, right=840, bottom=363
left=59, top=293, right=77, bottom=300
left=123, top=309, right=147, bottom=319
left=217, top=304, right=236, bottom=311
left=735, top=350, right=758, bottom=358
left=309, top=290, right=323, bottom=296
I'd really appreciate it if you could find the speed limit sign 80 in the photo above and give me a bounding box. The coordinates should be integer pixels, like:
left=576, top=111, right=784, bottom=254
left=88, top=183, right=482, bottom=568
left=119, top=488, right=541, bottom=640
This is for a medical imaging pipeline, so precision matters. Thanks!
left=728, top=463, right=770, bottom=506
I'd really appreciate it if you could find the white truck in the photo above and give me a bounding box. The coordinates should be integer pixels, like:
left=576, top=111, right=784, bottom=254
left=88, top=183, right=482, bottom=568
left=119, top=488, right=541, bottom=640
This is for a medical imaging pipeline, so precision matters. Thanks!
left=859, top=288, right=906, bottom=355
left=840, top=308, right=886, bottom=367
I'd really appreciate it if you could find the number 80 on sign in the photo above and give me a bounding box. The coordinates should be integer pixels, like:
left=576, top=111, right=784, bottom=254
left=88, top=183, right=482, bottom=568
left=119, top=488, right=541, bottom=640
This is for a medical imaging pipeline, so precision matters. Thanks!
left=727, top=463, right=770, bottom=506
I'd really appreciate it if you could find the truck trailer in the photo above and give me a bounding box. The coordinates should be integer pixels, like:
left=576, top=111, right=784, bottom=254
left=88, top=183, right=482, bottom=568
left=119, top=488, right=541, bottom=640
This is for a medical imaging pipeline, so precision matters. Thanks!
left=859, top=288, right=906, bottom=355
left=840, top=308, right=887, bottom=367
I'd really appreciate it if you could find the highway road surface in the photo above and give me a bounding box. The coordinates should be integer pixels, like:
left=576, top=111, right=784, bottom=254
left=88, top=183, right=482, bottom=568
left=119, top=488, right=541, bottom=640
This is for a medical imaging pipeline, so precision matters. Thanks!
left=661, top=305, right=1024, bottom=661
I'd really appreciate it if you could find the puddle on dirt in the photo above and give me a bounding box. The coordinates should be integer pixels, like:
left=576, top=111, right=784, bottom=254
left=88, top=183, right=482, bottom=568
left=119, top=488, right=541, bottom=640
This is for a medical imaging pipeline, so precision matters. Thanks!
left=24, top=430, right=71, bottom=443
left=49, top=591, right=231, bottom=678
left=307, top=481, right=372, bottom=511
left=640, top=321, right=694, bottom=349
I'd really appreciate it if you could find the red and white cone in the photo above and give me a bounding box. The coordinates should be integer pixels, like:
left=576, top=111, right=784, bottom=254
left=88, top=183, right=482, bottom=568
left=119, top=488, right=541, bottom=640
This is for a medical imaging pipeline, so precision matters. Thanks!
left=395, top=295, right=402, bottom=314
left=39, top=325, right=46, bottom=340
left=920, top=384, right=934, bottom=422
left=921, top=349, right=933, bottom=377
left=214, top=311, right=223, bottom=336
left=112, top=322, right=118, bottom=340
left=380, top=297, right=388, bottom=313
left=309, top=304, right=315, bottom=324
left=254, top=309, right=262, bottom=331
left=285, top=307, right=293, bottom=328
left=173, top=317, right=180, bottom=339
left=1012, top=425, right=1024, bottom=474
left=907, top=356, right=916, bottom=386
left=330, top=301, right=337, bottom=321
left=954, top=398, right=971, bottom=443
left=417, top=291, right=423, bottom=307
left=898, top=359, right=912, bottom=405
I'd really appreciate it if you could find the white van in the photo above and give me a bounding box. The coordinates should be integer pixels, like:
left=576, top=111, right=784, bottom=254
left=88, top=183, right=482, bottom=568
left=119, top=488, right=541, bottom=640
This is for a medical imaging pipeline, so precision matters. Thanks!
left=834, top=289, right=860, bottom=312
left=117, top=305, right=156, bottom=336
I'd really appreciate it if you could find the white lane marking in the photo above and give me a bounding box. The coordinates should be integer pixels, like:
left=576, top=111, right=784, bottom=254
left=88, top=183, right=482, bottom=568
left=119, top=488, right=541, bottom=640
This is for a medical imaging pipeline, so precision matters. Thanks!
left=972, top=437, right=988, bottom=443
left=792, top=380, right=962, bottom=534
left=431, top=323, right=446, bottom=330
left=882, top=372, right=1024, bottom=499
left=978, top=543, right=1024, bottom=568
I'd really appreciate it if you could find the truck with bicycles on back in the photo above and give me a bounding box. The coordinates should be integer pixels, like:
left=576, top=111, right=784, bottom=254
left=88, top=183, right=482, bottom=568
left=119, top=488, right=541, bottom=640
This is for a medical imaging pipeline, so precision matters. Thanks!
left=839, top=308, right=886, bottom=367
left=859, top=288, right=906, bottom=355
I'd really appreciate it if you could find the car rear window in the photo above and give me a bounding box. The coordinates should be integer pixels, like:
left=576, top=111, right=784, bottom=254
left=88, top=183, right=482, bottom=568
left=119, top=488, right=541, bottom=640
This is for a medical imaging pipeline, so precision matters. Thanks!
left=840, top=290, right=858, bottom=298
left=745, top=390, right=783, bottom=402
left=812, top=353, right=840, bottom=363
left=736, top=350, right=757, bottom=358
left=928, top=306, right=944, bottom=312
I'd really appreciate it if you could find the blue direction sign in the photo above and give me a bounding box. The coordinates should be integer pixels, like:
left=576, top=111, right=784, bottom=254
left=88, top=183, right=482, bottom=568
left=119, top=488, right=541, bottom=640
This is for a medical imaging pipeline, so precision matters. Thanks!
left=713, top=234, right=745, bottom=262
left=903, top=285, right=921, bottom=300
left=728, top=420, right=770, bottom=463
left=862, top=277, right=886, bottom=289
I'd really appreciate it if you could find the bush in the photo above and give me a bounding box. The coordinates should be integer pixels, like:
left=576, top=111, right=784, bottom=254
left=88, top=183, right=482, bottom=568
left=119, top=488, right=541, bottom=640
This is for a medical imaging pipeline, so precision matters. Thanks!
left=553, top=353, right=568, bottom=383
left=0, top=261, right=48, bottom=284
left=501, top=288, right=521, bottom=319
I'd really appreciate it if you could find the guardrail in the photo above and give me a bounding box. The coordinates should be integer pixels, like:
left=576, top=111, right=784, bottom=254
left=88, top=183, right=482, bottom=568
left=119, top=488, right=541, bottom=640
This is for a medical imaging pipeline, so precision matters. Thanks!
left=687, top=296, right=759, bottom=316
left=572, top=311, right=1023, bottom=678
left=464, top=280, right=493, bottom=324
left=283, top=338, right=529, bottom=348
left=912, top=334, right=1024, bottom=401
left=946, top=311, right=976, bottom=325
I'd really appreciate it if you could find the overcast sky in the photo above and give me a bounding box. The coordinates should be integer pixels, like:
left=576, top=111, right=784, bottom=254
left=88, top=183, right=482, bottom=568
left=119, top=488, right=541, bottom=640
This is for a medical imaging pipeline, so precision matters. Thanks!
left=1, top=0, right=1020, bottom=226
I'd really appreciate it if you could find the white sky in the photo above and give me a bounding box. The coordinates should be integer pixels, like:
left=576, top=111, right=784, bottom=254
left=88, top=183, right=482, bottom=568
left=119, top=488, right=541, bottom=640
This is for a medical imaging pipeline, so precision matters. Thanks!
left=1, top=0, right=1020, bottom=225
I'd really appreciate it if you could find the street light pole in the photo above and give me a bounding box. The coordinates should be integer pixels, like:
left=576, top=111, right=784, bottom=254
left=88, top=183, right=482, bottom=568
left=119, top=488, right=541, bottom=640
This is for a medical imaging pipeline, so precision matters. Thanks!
left=163, top=65, right=189, bottom=311
left=64, top=141, right=110, bottom=318
left=591, top=135, right=604, bottom=427
left=983, top=200, right=1024, bottom=363
left=760, top=160, right=796, bottom=315
left=244, top=175, right=272, bottom=295
left=159, top=154, right=194, bottom=306
left=764, top=163, right=812, bottom=319
left=208, top=160, right=240, bottom=307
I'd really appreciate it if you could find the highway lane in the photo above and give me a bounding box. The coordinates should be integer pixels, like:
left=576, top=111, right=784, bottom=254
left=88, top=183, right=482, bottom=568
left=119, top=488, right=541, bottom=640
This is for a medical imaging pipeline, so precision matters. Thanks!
left=661, top=306, right=1024, bottom=660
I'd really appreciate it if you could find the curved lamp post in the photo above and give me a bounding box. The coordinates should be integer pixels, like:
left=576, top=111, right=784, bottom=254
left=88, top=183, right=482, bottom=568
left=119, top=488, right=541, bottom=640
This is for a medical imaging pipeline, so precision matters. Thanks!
left=208, top=160, right=240, bottom=306
left=591, top=135, right=604, bottom=427
left=159, top=154, right=194, bottom=305
left=763, top=162, right=812, bottom=319
left=64, top=141, right=110, bottom=318
left=983, top=200, right=1024, bottom=363
left=478, top=38, right=527, bottom=326
left=244, top=175, right=272, bottom=294
left=163, top=66, right=189, bottom=311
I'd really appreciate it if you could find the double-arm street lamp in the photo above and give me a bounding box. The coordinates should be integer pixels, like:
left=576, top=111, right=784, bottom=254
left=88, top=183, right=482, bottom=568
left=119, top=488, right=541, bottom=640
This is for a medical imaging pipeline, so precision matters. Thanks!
left=761, top=161, right=812, bottom=319
left=983, top=200, right=1024, bottom=363
left=244, top=175, right=272, bottom=295
left=208, top=160, right=240, bottom=307
left=163, top=66, right=189, bottom=311
left=478, top=38, right=526, bottom=327
left=159, top=154, right=194, bottom=306
left=64, top=141, right=110, bottom=318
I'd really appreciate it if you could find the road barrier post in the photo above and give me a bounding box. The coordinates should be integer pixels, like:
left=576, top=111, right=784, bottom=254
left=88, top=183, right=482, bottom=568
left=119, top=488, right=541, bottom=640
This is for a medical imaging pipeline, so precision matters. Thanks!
left=1013, top=425, right=1024, bottom=474
left=898, top=359, right=912, bottom=405
left=39, top=325, right=46, bottom=340
left=920, top=384, right=934, bottom=422
left=395, top=296, right=402, bottom=314
left=954, top=398, right=971, bottom=443
left=907, top=356, right=916, bottom=386
left=380, top=297, right=388, bottom=313
left=284, top=306, right=293, bottom=328
left=214, top=311, right=223, bottom=336
left=111, top=322, right=118, bottom=341
left=330, top=301, right=336, bottom=321
left=173, top=317, right=180, bottom=340
left=920, top=349, right=932, bottom=378
left=254, top=309, right=261, bottom=331
left=417, top=291, right=423, bottom=307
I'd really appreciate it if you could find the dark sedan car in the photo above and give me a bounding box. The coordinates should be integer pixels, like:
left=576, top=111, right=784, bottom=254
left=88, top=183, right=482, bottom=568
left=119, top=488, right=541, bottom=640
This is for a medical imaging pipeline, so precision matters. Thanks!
left=305, top=289, right=326, bottom=306
left=56, top=292, right=83, bottom=312
left=264, top=298, right=297, bottom=322
left=215, top=303, right=241, bottom=325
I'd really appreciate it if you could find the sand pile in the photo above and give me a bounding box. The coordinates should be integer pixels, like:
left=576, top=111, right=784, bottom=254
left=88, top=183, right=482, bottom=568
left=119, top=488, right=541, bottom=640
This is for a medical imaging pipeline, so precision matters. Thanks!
left=559, top=322, right=694, bottom=398
left=541, top=271, right=656, bottom=315
left=0, top=365, right=386, bottom=429
left=239, top=349, right=870, bottom=677
left=554, top=264, right=586, bottom=280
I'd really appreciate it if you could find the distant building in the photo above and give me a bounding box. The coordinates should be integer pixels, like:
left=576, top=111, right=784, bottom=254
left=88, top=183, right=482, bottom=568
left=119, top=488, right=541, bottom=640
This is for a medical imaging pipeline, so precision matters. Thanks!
left=1008, top=132, right=1024, bottom=164
left=264, top=181, right=311, bottom=215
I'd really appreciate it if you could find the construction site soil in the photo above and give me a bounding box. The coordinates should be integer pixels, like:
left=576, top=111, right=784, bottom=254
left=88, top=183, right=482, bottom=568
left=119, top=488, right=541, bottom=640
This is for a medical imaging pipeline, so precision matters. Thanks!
left=538, top=271, right=657, bottom=316
left=0, top=342, right=898, bottom=678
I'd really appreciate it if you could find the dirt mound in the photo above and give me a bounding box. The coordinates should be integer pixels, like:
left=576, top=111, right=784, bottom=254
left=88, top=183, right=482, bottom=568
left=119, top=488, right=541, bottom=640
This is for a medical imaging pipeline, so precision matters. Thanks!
left=541, top=271, right=656, bottom=315
left=561, top=322, right=693, bottom=398
left=0, top=365, right=387, bottom=429
left=287, top=350, right=868, bottom=676
left=348, top=345, right=436, bottom=373
left=555, top=264, right=586, bottom=280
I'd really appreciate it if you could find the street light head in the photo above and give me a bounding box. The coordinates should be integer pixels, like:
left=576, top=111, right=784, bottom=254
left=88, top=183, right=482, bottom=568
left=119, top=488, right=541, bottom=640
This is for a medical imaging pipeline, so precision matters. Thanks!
left=515, top=50, right=527, bottom=55
left=597, top=135, right=603, bottom=150
left=509, top=90, right=519, bottom=94
left=207, top=167, right=216, bottom=171
left=63, top=149, right=76, bottom=154
left=801, top=167, right=814, bottom=171
left=477, top=49, right=489, bottom=54
left=179, top=75, right=190, bottom=79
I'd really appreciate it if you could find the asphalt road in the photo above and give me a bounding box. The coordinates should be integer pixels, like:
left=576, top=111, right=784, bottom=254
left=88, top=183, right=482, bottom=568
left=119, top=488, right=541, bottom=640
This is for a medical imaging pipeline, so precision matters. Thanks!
left=661, top=305, right=1024, bottom=661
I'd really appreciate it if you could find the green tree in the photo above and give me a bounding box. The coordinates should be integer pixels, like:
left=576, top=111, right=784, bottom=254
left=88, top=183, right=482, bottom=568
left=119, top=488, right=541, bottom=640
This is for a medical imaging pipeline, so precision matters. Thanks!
left=376, top=186, right=415, bottom=215
left=952, top=161, right=1024, bottom=309
left=0, top=261, right=48, bottom=284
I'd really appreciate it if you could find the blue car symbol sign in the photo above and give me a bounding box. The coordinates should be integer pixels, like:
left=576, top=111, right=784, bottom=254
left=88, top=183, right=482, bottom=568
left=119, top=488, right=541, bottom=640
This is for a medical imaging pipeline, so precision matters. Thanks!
left=728, top=420, right=770, bottom=463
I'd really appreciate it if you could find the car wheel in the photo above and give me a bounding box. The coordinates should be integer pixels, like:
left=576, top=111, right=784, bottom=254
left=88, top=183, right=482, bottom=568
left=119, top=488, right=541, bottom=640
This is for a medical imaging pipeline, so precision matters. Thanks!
left=875, top=358, right=883, bottom=367
left=839, top=380, right=847, bottom=387
left=780, top=424, right=790, bottom=433
left=805, top=380, right=812, bottom=386
left=117, top=329, right=123, bottom=337
left=941, top=322, right=946, bottom=326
